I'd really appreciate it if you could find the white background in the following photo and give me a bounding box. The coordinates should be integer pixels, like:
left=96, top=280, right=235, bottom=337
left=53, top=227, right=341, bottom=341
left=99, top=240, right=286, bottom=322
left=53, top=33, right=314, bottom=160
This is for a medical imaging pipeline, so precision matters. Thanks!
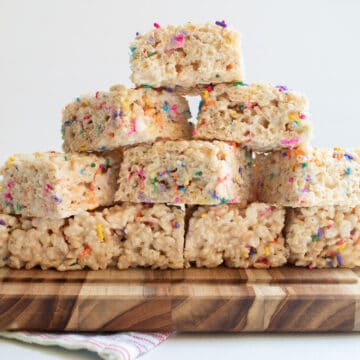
left=1, top=0, right=360, bottom=359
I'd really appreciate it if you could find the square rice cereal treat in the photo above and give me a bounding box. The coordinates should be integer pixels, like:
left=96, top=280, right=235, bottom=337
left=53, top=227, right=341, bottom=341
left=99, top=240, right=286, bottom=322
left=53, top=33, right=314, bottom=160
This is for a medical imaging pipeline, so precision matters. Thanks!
left=130, top=22, right=244, bottom=89
left=185, top=203, right=287, bottom=268
left=103, top=203, right=185, bottom=269
left=0, top=152, right=120, bottom=218
left=286, top=206, right=360, bottom=268
left=0, top=214, right=19, bottom=268
left=255, top=147, right=360, bottom=207
left=5, top=203, right=185, bottom=270
left=7, top=211, right=119, bottom=270
left=194, top=83, right=311, bottom=151
left=115, top=140, right=252, bottom=205
left=62, top=85, right=192, bottom=152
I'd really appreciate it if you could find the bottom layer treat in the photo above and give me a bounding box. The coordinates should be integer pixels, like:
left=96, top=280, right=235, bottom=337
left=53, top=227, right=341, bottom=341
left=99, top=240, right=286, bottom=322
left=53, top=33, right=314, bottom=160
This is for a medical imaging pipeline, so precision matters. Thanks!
left=286, top=206, right=360, bottom=268
left=185, top=203, right=287, bottom=268
left=11, top=203, right=359, bottom=270
left=0, top=203, right=185, bottom=270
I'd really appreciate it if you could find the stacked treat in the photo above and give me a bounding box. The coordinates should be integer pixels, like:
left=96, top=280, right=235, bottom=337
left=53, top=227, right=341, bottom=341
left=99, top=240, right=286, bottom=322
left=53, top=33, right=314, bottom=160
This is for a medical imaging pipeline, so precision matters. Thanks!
left=0, top=22, right=359, bottom=271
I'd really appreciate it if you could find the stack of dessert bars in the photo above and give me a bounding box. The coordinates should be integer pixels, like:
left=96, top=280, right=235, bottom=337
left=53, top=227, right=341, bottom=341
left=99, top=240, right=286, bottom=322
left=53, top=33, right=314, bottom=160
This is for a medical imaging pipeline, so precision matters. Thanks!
left=1, top=22, right=359, bottom=271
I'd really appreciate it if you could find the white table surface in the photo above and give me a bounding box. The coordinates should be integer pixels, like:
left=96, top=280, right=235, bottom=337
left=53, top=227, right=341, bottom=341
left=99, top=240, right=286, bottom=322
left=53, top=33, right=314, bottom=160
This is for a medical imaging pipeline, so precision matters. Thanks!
left=1, top=333, right=360, bottom=360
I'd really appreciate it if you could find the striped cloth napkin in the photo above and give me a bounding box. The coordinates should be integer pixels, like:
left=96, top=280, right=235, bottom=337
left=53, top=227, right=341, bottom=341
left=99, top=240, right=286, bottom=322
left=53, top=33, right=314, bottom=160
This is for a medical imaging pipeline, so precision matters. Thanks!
left=0, top=331, right=171, bottom=359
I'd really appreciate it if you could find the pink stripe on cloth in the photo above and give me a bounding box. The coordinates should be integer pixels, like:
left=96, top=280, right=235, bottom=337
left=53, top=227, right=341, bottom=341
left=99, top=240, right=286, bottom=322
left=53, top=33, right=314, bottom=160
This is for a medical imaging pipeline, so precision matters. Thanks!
left=0, top=331, right=172, bottom=360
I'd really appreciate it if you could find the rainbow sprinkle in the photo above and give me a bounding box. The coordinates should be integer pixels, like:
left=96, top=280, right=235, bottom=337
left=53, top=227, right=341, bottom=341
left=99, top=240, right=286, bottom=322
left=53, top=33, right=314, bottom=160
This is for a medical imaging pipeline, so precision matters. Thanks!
left=51, top=195, right=63, bottom=203
left=215, top=20, right=227, bottom=28
left=264, top=246, right=270, bottom=257
left=233, top=81, right=247, bottom=86
left=276, top=85, right=288, bottom=93
left=97, top=223, right=104, bottom=242
left=79, top=244, right=91, bottom=258
left=336, top=253, right=343, bottom=266
left=317, top=227, right=323, bottom=238
left=311, top=235, right=319, bottom=242
left=173, top=33, right=185, bottom=47
left=280, top=137, right=301, bottom=148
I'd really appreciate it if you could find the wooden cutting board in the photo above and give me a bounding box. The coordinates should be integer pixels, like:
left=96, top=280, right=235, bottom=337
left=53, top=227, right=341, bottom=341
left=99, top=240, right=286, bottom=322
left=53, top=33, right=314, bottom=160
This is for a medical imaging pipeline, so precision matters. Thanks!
left=0, top=266, right=360, bottom=332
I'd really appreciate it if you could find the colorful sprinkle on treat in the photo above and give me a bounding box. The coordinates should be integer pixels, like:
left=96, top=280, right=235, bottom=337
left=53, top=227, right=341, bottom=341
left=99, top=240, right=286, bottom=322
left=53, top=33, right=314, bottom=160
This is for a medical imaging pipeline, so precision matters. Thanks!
left=97, top=223, right=104, bottom=242
left=233, top=81, right=246, bottom=86
left=51, top=195, right=63, bottom=203
left=264, top=246, right=270, bottom=257
left=0, top=219, right=6, bottom=226
left=153, top=22, right=160, bottom=29
left=336, top=253, right=343, bottom=266
left=317, top=227, right=323, bottom=238
left=5, top=156, right=15, bottom=168
left=276, top=85, right=288, bottom=93
left=298, top=112, right=306, bottom=120
left=345, top=153, right=354, bottom=160
left=215, top=20, right=227, bottom=28
left=173, top=33, right=185, bottom=46
left=79, top=244, right=92, bottom=258
left=249, top=247, right=256, bottom=258
left=280, top=137, right=301, bottom=148
left=311, top=235, right=318, bottom=242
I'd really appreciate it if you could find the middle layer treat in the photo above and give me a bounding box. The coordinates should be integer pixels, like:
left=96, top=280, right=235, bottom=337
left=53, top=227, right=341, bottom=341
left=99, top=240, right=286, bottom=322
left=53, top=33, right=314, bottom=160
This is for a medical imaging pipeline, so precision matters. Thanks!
left=255, top=147, right=360, bottom=207
left=115, top=140, right=253, bottom=205
left=62, top=85, right=192, bottom=152
left=0, top=152, right=120, bottom=218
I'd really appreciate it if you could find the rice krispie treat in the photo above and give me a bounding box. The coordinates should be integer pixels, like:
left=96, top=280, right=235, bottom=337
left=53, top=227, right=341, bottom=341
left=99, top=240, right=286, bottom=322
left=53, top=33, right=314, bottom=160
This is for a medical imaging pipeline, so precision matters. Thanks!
left=115, top=140, right=253, bottom=205
left=62, top=85, right=192, bottom=152
left=255, top=147, right=360, bottom=207
left=194, top=83, right=311, bottom=151
left=130, top=22, right=244, bottom=89
left=0, top=152, right=120, bottom=218
left=104, top=203, right=184, bottom=269
left=8, top=217, right=76, bottom=270
left=1, top=203, right=185, bottom=270
left=0, top=214, right=19, bottom=267
left=185, top=203, right=287, bottom=268
left=7, top=213, right=121, bottom=270
left=286, top=206, right=360, bottom=268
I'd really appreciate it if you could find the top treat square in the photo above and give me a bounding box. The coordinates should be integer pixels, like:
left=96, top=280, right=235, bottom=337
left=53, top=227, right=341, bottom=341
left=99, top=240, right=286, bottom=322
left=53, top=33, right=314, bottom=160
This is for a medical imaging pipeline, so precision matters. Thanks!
left=130, top=23, right=244, bottom=88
